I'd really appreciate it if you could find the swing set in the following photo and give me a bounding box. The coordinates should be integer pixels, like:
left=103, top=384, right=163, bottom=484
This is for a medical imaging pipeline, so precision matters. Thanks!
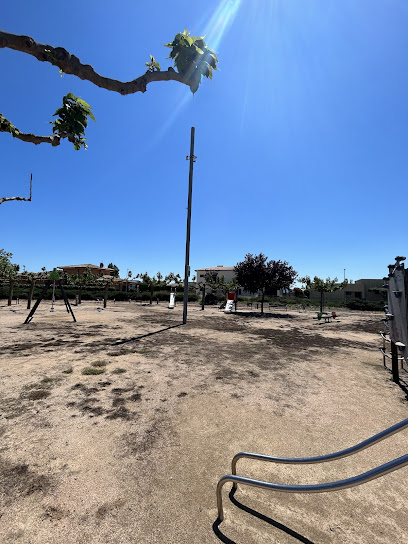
left=24, top=269, right=76, bottom=324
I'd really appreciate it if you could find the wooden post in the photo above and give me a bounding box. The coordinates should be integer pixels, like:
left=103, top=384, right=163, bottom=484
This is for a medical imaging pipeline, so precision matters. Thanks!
left=391, top=340, right=399, bottom=384
left=183, top=127, right=196, bottom=325
left=104, top=282, right=109, bottom=308
left=27, top=278, right=35, bottom=309
left=8, top=279, right=16, bottom=306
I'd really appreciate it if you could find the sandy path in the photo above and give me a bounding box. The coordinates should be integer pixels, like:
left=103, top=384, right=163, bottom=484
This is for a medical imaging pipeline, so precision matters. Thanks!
left=0, top=301, right=407, bottom=543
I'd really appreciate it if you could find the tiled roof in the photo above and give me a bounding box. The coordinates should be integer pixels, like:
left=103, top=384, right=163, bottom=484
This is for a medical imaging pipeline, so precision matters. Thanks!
left=58, top=264, right=114, bottom=270
left=195, top=266, right=235, bottom=271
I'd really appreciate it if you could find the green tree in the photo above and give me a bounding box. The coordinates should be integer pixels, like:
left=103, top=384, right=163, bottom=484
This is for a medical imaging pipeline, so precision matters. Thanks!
left=234, top=253, right=297, bottom=315
left=0, top=30, right=218, bottom=150
left=107, top=263, right=120, bottom=278
left=19, top=266, right=48, bottom=309
left=137, top=272, right=166, bottom=305
left=299, top=276, right=348, bottom=312
left=67, top=267, right=100, bottom=304
left=0, top=249, right=20, bottom=306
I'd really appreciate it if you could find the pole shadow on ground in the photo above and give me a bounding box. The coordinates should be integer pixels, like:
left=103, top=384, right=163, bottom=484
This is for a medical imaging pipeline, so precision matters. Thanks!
left=111, top=323, right=183, bottom=346
left=212, top=488, right=315, bottom=544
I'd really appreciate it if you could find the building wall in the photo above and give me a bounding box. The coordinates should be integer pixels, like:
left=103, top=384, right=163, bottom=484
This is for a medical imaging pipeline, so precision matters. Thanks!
left=309, top=278, right=384, bottom=302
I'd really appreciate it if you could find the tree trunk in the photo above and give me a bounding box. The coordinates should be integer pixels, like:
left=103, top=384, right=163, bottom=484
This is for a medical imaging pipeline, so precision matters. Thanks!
left=261, top=289, right=265, bottom=315
left=27, top=279, right=35, bottom=309
left=104, top=282, right=109, bottom=308
left=201, top=285, right=205, bottom=310
left=150, top=285, right=153, bottom=305
left=79, top=286, right=82, bottom=304
left=8, top=279, right=16, bottom=306
left=320, top=291, right=324, bottom=313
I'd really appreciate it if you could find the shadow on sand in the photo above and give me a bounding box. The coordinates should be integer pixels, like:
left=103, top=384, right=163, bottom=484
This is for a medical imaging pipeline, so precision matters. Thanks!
left=111, top=323, right=183, bottom=346
left=212, top=488, right=315, bottom=544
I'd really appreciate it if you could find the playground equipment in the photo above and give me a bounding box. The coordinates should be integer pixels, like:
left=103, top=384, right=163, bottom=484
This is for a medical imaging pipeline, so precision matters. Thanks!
left=24, top=269, right=76, bottom=323
left=380, top=256, right=407, bottom=382
left=224, top=291, right=237, bottom=313
left=216, top=417, right=408, bottom=524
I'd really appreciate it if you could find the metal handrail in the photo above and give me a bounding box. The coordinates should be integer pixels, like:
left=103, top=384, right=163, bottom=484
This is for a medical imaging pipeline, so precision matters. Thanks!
left=232, top=418, right=408, bottom=478
left=379, top=347, right=405, bottom=361
left=380, top=331, right=391, bottom=343
left=217, top=418, right=408, bottom=521
left=217, top=454, right=408, bottom=520
left=381, top=319, right=390, bottom=329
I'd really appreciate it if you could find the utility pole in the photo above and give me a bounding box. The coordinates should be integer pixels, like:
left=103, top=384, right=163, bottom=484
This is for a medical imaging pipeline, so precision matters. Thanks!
left=183, top=127, right=196, bottom=325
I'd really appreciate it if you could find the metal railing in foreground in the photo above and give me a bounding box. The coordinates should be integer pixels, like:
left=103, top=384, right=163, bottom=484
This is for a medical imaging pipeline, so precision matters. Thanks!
left=217, top=418, right=408, bottom=521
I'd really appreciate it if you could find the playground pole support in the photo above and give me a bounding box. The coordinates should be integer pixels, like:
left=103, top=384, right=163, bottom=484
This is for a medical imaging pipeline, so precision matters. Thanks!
left=183, top=127, right=196, bottom=325
left=24, top=280, right=51, bottom=323
left=391, top=340, right=399, bottom=384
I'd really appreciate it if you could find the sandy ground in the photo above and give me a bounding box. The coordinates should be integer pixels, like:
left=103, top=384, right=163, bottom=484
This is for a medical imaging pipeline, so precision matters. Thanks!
left=0, top=300, right=407, bottom=544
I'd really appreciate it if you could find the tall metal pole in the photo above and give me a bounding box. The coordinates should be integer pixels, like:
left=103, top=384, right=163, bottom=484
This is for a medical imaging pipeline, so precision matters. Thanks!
left=183, top=127, right=196, bottom=325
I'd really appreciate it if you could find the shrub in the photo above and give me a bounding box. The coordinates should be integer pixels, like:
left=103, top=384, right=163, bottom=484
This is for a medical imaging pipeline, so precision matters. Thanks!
left=81, top=367, right=105, bottom=375
left=346, top=299, right=384, bottom=311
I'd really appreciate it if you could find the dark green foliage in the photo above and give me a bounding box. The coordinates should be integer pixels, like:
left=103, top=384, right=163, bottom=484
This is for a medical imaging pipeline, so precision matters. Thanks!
left=346, top=299, right=385, bottom=311
left=107, top=263, right=120, bottom=277
left=235, top=254, right=297, bottom=297
left=51, top=93, right=95, bottom=150
left=0, top=249, right=19, bottom=279
left=165, top=30, right=218, bottom=93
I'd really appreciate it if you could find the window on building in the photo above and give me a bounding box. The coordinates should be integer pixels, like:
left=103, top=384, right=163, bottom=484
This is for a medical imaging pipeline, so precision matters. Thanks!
left=355, top=292, right=362, bottom=299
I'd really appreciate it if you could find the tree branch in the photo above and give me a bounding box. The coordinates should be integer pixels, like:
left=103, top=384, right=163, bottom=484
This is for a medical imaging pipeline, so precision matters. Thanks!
left=0, top=114, right=75, bottom=146
left=0, top=173, right=32, bottom=205
left=0, top=195, right=31, bottom=205
left=0, top=30, right=191, bottom=94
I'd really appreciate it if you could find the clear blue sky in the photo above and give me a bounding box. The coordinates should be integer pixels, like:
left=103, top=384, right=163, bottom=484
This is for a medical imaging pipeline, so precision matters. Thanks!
left=1, top=0, right=407, bottom=284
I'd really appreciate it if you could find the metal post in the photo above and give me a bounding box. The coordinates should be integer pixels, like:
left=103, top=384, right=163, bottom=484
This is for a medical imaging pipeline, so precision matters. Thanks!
left=391, top=341, right=399, bottom=383
left=183, top=127, right=196, bottom=325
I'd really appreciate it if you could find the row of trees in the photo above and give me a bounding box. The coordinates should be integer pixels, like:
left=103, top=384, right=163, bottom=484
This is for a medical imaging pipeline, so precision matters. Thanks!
left=1, top=248, right=349, bottom=314
left=195, top=254, right=350, bottom=314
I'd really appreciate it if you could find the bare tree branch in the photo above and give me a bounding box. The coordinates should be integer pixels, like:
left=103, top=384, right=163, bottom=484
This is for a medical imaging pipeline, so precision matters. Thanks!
left=0, top=173, right=32, bottom=205
left=0, top=113, right=75, bottom=146
left=0, top=30, right=191, bottom=94
left=0, top=195, right=31, bottom=205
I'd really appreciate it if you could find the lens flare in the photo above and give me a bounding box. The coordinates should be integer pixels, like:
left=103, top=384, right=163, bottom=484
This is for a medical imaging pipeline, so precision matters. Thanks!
left=151, top=0, right=241, bottom=145
left=203, top=0, right=240, bottom=51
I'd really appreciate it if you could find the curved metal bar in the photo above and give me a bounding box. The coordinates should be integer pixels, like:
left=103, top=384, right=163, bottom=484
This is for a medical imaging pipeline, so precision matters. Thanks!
left=380, top=332, right=391, bottom=343
left=380, top=347, right=393, bottom=360
left=379, top=347, right=405, bottom=361
left=231, top=418, right=408, bottom=482
left=217, top=454, right=408, bottom=521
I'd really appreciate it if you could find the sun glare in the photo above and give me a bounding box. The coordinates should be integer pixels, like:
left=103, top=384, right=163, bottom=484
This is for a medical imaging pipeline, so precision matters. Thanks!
left=151, top=0, right=241, bottom=145
left=203, top=0, right=241, bottom=51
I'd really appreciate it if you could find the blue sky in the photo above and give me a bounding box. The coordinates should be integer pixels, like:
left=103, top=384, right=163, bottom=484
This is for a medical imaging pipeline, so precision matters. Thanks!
left=1, top=0, right=407, bottom=284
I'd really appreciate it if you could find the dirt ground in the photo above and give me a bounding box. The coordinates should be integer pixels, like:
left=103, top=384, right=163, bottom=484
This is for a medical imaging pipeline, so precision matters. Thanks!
left=0, top=300, right=407, bottom=544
